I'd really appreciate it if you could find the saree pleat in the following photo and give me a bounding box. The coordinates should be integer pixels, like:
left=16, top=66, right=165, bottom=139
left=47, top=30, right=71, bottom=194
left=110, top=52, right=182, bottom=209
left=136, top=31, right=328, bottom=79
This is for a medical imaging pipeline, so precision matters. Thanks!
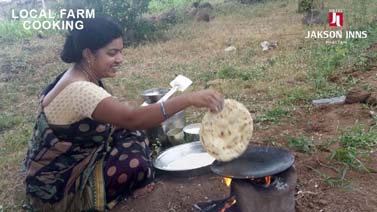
left=23, top=112, right=110, bottom=211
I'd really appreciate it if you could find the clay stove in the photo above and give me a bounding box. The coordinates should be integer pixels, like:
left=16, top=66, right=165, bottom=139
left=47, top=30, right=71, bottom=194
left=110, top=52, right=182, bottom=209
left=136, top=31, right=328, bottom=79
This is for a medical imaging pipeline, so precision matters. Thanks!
left=195, top=146, right=296, bottom=212
left=195, top=167, right=297, bottom=212
left=231, top=166, right=296, bottom=212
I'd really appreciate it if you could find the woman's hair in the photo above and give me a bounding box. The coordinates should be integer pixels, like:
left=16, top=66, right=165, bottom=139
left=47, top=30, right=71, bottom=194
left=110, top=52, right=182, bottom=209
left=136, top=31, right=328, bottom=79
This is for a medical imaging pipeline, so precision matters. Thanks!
left=60, top=16, right=123, bottom=63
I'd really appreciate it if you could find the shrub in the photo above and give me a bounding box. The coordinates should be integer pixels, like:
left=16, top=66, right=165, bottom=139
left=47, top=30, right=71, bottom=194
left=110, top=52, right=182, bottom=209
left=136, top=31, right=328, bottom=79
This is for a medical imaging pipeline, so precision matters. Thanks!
left=298, top=0, right=313, bottom=13
left=0, top=20, right=34, bottom=42
left=87, top=0, right=150, bottom=31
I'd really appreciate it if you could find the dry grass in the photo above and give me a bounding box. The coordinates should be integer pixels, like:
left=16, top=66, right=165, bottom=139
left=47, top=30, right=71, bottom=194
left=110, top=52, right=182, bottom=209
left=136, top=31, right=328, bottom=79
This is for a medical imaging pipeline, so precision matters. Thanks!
left=115, top=0, right=307, bottom=115
left=0, top=35, right=64, bottom=211
left=117, top=2, right=303, bottom=95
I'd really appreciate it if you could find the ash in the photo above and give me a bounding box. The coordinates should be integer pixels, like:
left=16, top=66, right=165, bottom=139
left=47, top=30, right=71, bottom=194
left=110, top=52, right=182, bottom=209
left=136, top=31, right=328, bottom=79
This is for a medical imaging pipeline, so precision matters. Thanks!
left=273, top=177, right=288, bottom=190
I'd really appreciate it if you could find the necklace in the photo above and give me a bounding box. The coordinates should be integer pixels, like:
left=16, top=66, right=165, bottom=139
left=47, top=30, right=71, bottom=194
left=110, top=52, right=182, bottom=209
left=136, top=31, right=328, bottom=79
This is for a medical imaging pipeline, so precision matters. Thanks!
left=78, top=64, right=99, bottom=85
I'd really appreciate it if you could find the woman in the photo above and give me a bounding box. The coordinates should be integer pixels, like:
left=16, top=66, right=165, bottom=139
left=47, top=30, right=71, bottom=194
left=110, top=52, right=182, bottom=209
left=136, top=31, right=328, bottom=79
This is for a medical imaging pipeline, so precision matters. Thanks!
left=22, top=16, right=224, bottom=211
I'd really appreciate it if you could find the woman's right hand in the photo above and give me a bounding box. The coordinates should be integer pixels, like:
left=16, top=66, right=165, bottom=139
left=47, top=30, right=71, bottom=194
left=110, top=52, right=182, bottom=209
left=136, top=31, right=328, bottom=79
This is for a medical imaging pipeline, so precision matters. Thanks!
left=188, top=89, right=224, bottom=112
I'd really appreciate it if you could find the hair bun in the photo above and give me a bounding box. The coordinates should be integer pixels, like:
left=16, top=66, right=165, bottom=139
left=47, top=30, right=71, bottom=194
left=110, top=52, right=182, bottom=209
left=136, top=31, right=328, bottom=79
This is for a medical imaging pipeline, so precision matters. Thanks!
left=59, top=16, right=123, bottom=64
left=60, top=34, right=81, bottom=63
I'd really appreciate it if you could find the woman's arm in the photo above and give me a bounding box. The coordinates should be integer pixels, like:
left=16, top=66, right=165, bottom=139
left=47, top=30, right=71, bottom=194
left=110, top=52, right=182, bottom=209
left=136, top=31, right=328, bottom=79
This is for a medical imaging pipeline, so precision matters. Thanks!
left=92, top=89, right=223, bottom=130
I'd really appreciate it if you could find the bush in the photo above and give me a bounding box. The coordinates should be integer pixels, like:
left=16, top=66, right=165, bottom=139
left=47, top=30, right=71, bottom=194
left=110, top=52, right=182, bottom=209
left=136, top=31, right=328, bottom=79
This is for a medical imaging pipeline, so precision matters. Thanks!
left=125, top=18, right=166, bottom=46
left=89, top=0, right=177, bottom=45
left=87, top=0, right=150, bottom=31
left=0, top=20, right=34, bottom=42
left=298, top=0, right=313, bottom=13
left=149, top=0, right=196, bottom=13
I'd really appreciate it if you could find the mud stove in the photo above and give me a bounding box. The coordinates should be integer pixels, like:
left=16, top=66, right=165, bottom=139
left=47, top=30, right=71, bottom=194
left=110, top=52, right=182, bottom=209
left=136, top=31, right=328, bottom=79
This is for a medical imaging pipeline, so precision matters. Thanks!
left=195, top=147, right=296, bottom=212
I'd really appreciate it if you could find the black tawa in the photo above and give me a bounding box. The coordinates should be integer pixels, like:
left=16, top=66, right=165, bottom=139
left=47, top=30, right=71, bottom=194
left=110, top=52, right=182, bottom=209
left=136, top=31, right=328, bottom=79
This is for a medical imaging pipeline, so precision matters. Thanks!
left=210, top=146, right=295, bottom=179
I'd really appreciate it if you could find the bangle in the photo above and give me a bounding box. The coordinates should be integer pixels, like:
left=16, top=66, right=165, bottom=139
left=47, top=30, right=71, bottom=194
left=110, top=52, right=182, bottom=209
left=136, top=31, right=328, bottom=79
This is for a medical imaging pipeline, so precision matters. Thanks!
left=160, top=101, right=169, bottom=120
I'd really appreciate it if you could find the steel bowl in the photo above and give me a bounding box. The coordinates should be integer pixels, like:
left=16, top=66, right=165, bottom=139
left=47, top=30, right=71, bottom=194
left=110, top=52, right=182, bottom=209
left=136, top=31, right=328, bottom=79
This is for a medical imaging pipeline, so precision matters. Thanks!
left=183, top=123, right=201, bottom=142
left=141, top=88, right=169, bottom=104
left=162, top=110, right=186, bottom=134
left=153, top=141, right=215, bottom=177
left=166, top=128, right=185, bottom=146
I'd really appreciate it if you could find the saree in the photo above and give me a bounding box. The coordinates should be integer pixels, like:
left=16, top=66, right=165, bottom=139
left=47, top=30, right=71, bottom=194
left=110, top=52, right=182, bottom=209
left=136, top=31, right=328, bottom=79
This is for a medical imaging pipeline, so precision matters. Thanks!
left=22, top=72, right=155, bottom=211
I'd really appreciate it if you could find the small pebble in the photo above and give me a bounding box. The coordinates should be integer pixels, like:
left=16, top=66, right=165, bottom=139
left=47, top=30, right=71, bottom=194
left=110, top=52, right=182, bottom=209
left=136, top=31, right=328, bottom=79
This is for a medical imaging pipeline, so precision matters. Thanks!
left=318, top=199, right=328, bottom=205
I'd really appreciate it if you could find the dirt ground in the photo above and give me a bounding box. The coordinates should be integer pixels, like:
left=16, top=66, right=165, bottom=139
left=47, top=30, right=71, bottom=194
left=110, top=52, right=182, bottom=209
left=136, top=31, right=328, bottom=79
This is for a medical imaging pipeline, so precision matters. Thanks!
left=111, top=65, right=377, bottom=212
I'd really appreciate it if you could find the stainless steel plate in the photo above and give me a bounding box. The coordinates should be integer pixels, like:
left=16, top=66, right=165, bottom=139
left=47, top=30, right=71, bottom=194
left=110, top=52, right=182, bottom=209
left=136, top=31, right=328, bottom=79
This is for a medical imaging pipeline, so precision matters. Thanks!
left=153, top=141, right=215, bottom=176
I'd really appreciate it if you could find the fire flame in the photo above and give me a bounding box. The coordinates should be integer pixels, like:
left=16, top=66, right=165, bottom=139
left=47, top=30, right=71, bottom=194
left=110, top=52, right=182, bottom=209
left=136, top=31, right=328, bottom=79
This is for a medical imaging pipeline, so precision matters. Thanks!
left=224, top=177, right=232, bottom=187
left=220, top=196, right=237, bottom=212
left=265, top=176, right=271, bottom=186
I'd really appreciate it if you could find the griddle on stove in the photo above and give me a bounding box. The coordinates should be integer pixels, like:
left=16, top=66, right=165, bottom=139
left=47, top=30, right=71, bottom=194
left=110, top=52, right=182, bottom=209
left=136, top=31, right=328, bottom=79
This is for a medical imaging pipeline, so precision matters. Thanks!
left=194, top=147, right=297, bottom=212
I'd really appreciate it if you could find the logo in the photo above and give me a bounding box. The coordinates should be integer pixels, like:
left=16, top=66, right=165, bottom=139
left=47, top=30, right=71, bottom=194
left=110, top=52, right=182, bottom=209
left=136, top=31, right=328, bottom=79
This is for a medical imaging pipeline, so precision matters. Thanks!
left=11, top=9, right=95, bottom=30
left=329, top=10, right=343, bottom=27
left=305, top=9, right=368, bottom=44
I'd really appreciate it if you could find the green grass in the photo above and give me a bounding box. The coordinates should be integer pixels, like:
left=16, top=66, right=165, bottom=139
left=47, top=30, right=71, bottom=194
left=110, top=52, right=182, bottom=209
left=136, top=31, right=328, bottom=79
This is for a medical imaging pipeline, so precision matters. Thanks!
left=303, top=21, right=377, bottom=99
left=255, top=105, right=292, bottom=124
left=0, top=34, right=64, bottom=211
left=339, top=125, right=377, bottom=149
left=0, top=17, right=57, bottom=43
left=0, top=124, right=32, bottom=212
left=217, top=65, right=251, bottom=80
left=280, top=86, right=313, bottom=105
left=148, top=0, right=196, bottom=13
left=309, top=124, right=377, bottom=188
left=0, top=20, right=34, bottom=42
left=287, top=137, right=316, bottom=154
left=330, top=124, right=377, bottom=172
left=0, top=114, right=24, bottom=132
left=308, top=165, right=351, bottom=188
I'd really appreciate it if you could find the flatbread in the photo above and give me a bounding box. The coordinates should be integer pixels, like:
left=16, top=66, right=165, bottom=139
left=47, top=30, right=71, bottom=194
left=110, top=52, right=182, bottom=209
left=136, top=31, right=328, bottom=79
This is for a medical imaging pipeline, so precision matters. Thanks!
left=200, top=99, right=253, bottom=161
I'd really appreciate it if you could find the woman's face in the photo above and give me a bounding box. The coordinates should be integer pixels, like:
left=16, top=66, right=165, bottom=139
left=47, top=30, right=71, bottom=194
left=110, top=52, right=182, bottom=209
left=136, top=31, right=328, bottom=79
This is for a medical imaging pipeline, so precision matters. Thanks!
left=91, top=37, right=124, bottom=78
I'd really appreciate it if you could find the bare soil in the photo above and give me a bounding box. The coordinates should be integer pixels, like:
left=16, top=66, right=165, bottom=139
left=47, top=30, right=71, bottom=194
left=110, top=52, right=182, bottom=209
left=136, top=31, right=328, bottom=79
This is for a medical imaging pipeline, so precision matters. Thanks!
left=112, top=64, right=377, bottom=212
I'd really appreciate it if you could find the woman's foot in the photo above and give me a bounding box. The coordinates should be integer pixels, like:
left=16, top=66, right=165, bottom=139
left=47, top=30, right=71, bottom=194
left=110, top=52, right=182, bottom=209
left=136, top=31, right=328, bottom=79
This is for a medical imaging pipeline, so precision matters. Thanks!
left=132, top=182, right=155, bottom=198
